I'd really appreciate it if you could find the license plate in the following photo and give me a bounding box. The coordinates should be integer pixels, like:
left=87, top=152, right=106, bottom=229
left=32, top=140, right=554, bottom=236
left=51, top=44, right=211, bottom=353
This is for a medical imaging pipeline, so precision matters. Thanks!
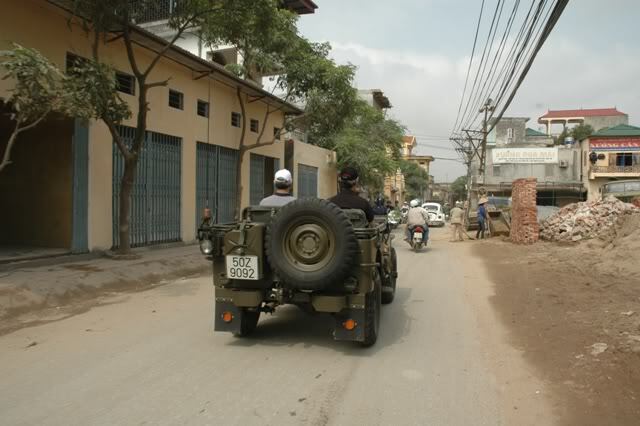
left=414, top=233, right=423, bottom=239
left=226, top=255, right=259, bottom=280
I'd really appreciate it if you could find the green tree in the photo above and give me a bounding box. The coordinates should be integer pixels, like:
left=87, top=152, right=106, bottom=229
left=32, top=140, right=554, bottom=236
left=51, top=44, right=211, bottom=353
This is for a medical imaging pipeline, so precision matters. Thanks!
left=199, top=8, right=357, bottom=215
left=68, top=0, right=229, bottom=253
left=332, top=101, right=404, bottom=193
left=0, top=44, right=104, bottom=173
left=570, top=123, right=594, bottom=141
left=450, top=175, right=468, bottom=202
left=399, top=159, right=429, bottom=201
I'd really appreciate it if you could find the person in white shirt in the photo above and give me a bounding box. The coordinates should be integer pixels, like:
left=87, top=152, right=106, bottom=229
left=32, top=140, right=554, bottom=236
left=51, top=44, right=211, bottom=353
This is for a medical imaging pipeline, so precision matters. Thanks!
left=259, top=169, right=296, bottom=207
left=405, top=199, right=430, bottom=242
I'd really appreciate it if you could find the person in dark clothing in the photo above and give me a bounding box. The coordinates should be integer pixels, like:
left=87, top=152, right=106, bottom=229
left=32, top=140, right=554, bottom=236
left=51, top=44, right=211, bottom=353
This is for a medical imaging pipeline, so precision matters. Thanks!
left=328, top=166, right=375, bottom=223
left=372, top=196, right=388, bottom=216
left=476, top=198, right=488, bottom=239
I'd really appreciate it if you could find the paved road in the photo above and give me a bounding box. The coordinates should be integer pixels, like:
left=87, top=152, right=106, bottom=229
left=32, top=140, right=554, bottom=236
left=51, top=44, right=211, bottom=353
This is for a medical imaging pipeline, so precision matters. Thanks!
left=0, top=228, right=547, bottom=425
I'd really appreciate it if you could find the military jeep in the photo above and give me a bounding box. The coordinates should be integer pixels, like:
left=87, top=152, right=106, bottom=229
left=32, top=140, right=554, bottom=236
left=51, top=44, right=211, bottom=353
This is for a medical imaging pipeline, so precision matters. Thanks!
left=198, top=198, right=398, bottom=346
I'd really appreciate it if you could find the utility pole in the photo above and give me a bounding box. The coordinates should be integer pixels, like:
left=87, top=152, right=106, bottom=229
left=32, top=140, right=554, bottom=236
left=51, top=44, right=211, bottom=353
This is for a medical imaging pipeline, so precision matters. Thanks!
left=478, top=98, right=495, bottom=176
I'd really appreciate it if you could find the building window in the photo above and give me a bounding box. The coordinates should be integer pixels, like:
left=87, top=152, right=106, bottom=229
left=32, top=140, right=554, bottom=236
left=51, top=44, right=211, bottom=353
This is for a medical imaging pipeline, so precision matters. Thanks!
left=231, top=112, right=241, bottom=128
left=197, top=100, right=209, bottom=117
left=250, top=119, right=259, bottom=133
left=115, top=71, right=135, bottom=95
left=65, top=52, right=89, bottom=73
left=169, top=89, right=184, bottom=110
left=507, top=128, right=513, bottom=144
left=614, top=153, right=634, bottom=167
left=493, top=165, right=501, bottom=177
left=273, top=127, right=281, bottom=140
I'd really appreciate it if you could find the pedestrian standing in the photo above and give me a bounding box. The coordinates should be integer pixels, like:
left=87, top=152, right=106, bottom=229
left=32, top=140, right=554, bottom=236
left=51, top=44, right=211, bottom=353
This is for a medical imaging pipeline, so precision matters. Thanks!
left=476, top=197, right=489, bottom=240
left=449, top=201, right=464, bottom=242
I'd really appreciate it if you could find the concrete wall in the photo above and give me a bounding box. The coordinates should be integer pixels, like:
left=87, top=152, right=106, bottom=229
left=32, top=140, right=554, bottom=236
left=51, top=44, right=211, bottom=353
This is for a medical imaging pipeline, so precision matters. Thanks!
left=484, top=146, right=581, bottom=185
left=584, top=115, right=628, bottom=131
left=291, top=141, right=337, bottom=199
left=492, top=117, right=527, bottom=146
left=0, top=0, right=289, bottom=250
left=0, top=115, right=74, bottom=247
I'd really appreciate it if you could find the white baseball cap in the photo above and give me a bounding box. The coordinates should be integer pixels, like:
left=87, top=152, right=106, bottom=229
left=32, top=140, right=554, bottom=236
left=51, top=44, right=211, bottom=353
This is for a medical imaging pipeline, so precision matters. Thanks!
left=274, top=169, right=292, bottom=185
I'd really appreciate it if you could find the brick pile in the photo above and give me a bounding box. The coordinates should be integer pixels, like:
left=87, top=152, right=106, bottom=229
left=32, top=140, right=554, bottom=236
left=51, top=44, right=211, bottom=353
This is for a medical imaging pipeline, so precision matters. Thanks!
left=540, top=196, right=640, bottom=242
left=510, top=178, right=539, bottom=244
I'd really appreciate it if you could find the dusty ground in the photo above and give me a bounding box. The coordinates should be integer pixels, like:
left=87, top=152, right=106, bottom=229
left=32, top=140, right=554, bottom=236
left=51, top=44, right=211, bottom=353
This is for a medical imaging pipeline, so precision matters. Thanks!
left=476, top=231, right=640, bottom=425
left=0, top=228, right=555, bottom=426
left=0, top=245, right=210, bottom=336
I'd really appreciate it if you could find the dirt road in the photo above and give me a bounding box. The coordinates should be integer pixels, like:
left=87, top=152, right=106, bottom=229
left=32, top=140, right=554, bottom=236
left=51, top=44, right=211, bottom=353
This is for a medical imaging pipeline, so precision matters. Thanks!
left=0, top=228, right=554, bottom=425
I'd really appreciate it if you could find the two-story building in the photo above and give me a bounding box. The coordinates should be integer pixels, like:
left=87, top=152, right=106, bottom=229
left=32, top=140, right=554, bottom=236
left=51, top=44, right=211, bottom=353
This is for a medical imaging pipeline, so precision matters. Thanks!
left=580, top=124, right=640, bottom=201
left=0, top=0, right=336, bottom=259
left=472, top=116, right=584, bottom=206
left=538, top=107, right=628, bottom=136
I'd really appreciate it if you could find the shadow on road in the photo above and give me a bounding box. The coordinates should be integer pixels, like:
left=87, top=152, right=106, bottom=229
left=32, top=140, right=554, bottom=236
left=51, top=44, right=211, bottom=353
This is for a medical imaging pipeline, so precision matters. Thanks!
left=227, top=287, right=414, bottom=356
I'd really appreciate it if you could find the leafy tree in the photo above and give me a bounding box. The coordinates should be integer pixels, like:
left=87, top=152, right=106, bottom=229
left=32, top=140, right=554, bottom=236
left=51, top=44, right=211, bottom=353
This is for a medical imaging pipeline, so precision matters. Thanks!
left=200, top=10, right=358, bottom=214
left=451, top=175, right=468, bottom=202
left=570, top=123, right=594, bottom=141
left=555, top=123, right=594, bottom=145
left=0, top=44, right=101, bottom=173
left=331, top=100, right=404, bottom=194
left=399, top=159, right=429, bottom=201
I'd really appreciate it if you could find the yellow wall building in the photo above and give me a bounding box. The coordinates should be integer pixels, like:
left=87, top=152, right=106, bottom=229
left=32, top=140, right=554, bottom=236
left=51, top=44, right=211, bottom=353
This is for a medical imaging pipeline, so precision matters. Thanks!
left=0, top=0, right=337, bottom=253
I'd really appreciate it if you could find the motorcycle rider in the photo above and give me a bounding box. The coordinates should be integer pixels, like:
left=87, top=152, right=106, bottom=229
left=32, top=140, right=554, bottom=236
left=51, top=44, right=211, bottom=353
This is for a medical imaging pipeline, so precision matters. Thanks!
left=405, top=199, right=430, bottom=243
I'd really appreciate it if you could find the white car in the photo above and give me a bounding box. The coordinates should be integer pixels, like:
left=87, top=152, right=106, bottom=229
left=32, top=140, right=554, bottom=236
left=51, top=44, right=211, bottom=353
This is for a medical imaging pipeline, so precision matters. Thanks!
left=422, top=202, right=445, bottom=227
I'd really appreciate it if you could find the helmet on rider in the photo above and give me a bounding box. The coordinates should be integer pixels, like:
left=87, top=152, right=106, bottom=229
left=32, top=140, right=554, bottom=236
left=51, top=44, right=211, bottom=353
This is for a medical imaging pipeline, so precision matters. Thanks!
left=410, top=199, right=420, bottom=208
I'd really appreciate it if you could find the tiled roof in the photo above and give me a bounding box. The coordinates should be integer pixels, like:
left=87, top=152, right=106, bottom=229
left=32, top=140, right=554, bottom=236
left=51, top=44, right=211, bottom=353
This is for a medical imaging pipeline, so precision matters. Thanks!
left=592, top=124, right=640, bottom=137
left=539, top=108, right=626, bottom=119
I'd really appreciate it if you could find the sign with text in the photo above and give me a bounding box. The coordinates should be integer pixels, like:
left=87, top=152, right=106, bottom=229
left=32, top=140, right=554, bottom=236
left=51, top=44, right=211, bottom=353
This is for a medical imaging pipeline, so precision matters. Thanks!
left=590, top=138, right=640, bottom=151
left=492, top=147, right=558, bottom=164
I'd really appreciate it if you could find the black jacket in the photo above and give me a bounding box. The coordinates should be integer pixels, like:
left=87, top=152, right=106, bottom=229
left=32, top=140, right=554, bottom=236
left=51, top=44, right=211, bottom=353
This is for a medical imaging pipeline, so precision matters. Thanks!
left=328, top=191, right=375, bottom=222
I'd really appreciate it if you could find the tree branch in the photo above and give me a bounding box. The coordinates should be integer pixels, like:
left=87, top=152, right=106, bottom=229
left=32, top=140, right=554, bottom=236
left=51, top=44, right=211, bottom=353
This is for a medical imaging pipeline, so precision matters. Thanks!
left=145, top=77, right=172, bottom=89
left=141, top=19, right=195, bottom=79
left=103, top=116, right=131, bottom=160
left=0, top=117, right=22, bottom=173
left=122, top=25, right=143, bottom=79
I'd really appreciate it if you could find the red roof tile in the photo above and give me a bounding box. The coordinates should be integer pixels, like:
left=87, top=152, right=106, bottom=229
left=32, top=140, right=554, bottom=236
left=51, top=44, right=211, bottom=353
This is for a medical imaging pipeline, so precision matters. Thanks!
left=539, top=108, right=626, bottom=119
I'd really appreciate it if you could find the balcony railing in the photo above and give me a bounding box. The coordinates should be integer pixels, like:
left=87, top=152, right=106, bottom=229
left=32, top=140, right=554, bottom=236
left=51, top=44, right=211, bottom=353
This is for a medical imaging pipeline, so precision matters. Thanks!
left=591, top=165, right=640, bottom=174
left=132, top=0, right=176, bottom=24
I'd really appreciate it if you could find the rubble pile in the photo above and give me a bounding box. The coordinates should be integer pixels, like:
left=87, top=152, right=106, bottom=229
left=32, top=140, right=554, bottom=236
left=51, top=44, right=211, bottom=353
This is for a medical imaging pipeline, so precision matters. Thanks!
left=540, top=196, right=640, bottom=242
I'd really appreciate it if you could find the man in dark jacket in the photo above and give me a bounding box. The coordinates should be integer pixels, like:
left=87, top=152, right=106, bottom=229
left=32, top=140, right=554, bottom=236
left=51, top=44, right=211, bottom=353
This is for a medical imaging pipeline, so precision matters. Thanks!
left=328, top=166, right=375, bottom=223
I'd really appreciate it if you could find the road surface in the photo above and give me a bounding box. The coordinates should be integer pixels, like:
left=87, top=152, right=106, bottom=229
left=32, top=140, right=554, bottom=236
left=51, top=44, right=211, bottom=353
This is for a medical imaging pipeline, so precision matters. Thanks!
left=0, top=228, right=554, bottom=425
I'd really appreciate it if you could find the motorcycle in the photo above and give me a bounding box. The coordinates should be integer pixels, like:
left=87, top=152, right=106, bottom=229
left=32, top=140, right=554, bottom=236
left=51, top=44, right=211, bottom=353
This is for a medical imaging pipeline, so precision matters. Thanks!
left=387, top=210, right=401, bottom=229
left=409, top=225, right=427, bottom=251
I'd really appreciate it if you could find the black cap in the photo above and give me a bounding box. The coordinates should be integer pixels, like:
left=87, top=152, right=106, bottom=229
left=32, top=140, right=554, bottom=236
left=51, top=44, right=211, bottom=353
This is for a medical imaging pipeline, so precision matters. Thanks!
left=339, top=166, right=359, bottom=182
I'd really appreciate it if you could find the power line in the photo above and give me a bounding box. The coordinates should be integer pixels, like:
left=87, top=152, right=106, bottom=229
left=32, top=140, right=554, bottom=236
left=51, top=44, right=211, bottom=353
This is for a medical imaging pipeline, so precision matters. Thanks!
left=456, top=0, right=504, bottom=136
left=488, top=0, right=570, bottom=133
left=452, top=0, right=486, bottom=133
left=457, top=0, right=506, bottom=134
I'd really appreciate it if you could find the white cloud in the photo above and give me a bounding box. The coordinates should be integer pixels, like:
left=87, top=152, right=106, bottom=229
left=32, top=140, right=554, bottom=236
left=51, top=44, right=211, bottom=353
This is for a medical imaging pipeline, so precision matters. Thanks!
left=326, top=37, right=640, bottom=181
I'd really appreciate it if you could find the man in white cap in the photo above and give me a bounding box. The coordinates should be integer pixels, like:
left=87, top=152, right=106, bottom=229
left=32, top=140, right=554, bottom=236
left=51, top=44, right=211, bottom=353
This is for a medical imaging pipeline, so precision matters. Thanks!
left=259, top=169, right=296, bottom=207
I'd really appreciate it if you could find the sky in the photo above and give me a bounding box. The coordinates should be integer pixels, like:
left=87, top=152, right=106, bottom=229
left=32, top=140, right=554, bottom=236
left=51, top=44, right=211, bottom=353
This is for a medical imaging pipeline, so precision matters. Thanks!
left=297, top=0, right=640, bottom=182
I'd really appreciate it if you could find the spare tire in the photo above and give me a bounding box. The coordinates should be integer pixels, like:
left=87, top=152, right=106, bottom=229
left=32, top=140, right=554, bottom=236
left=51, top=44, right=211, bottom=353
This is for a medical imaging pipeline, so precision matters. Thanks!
left=265, top=198, right=359, bottom=291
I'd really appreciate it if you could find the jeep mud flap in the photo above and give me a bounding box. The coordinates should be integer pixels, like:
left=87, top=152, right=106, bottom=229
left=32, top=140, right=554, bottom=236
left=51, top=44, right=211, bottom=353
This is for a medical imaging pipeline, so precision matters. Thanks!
left=333, top=308, right=366, bottom=342
left=213, top=302, right=244, bottom=334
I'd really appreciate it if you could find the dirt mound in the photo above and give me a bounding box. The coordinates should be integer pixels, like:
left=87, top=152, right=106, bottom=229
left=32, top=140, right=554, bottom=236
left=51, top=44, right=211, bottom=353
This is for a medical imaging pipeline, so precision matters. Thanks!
left=540, top=196, right=640, bottom=242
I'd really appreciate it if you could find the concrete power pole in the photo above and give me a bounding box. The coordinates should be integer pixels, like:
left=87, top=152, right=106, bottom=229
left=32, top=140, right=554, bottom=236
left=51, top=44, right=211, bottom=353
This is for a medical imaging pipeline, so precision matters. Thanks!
left=478, top=98, right=495, bottom=177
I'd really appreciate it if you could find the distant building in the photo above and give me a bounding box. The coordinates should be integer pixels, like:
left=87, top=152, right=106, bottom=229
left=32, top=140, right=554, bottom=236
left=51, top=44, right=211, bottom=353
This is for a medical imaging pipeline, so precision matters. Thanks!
left=488, top=117, right=553, bottom=146
left=473, top=117, right=584, bottom=207
left=580, top=124, right=640, bottom=200
left=538, top=108, right=628, bottom=136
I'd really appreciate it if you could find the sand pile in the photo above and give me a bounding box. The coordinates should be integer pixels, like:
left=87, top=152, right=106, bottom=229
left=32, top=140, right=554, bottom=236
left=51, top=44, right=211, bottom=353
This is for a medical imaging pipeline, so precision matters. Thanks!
left=540, top=197, right=640, bottom=242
